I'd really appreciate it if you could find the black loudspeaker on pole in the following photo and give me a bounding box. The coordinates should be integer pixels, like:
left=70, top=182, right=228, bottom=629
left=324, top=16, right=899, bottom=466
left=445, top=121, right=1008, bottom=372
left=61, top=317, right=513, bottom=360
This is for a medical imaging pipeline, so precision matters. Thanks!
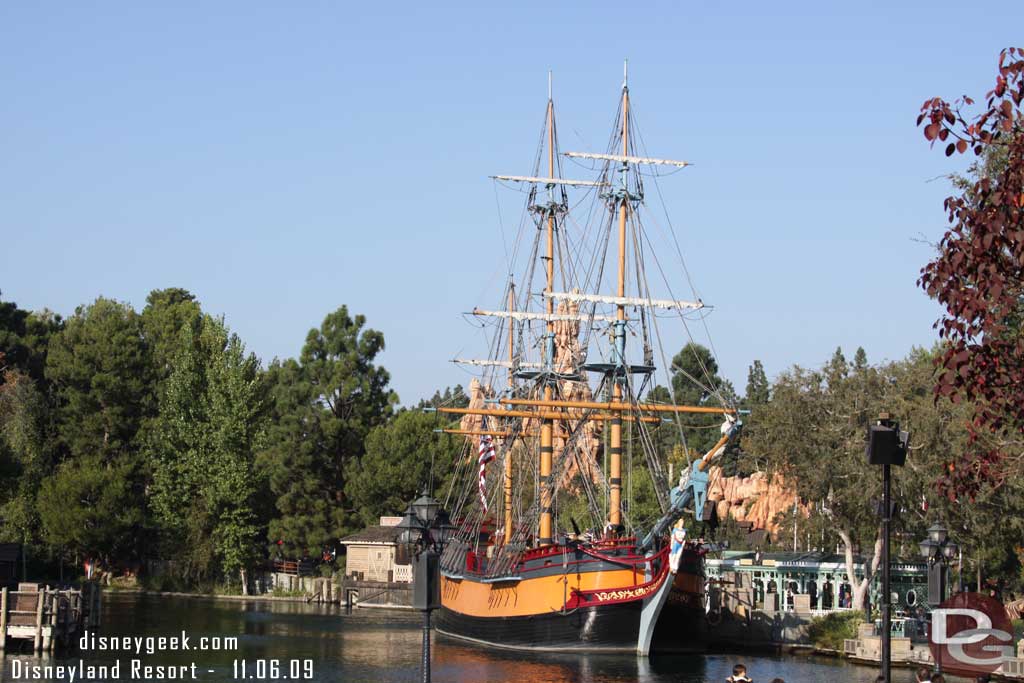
left=866, top=414, right=909, bottom=683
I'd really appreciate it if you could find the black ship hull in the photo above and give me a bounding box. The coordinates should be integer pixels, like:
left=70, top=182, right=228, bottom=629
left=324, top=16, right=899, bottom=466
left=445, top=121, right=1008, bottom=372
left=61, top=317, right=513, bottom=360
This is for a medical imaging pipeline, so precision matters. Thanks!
left=435, top=601, right=643, bottom=652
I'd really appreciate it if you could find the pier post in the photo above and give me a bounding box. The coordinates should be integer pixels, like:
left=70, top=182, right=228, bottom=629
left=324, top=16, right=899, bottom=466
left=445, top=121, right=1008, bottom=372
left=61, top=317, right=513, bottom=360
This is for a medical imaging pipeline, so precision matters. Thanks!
left=48, top=592, right=59, bottom=652
left=0, top=586, right=7, bottom=653
left=421, top=609, right=431, bottom=683
left=86, top=583, right=95, bottom=628
left=34, top=589, right=45, bottom=652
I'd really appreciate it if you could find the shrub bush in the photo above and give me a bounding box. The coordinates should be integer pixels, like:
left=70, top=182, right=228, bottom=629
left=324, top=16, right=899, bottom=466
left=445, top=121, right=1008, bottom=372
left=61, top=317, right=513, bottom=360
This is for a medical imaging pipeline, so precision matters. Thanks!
left=807, top=611, right=863, bottom=651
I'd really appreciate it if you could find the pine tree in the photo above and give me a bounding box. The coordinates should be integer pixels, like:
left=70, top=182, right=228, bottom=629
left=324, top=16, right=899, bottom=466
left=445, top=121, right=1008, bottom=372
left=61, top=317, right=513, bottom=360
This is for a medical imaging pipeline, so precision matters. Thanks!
left=259, top=306, right=396, bottom=557
left=745, top=360, right=770, bottom=405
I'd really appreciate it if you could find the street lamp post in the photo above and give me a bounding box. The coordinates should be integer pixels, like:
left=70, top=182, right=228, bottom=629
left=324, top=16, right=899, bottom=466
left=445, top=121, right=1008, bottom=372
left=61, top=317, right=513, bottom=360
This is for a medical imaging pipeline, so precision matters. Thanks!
left=866, top=413, right=909, bottom=683
left=918, top=521, right=959, bottom=676
left=397, top=491, right=454, bottom=683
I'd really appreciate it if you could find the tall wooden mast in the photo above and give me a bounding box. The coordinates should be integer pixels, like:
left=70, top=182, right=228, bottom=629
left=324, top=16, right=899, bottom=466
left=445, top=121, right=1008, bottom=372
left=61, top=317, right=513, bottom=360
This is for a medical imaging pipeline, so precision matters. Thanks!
left=503, top=282, right=515, bottom=545
left=538, top=85, right=556, bottom=546
left=608, top=76, right=630, bottom=530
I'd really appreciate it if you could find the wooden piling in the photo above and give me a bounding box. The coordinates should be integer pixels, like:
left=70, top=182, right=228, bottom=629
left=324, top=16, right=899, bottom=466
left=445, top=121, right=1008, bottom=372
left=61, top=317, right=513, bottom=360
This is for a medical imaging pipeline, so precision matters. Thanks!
left=33, top=589, right=44, bottom=652
left=88, top=583, right=95, bottom=628
left=47, top=592, right=58, bottom=651
left=0, top=586, right=7, bottom=652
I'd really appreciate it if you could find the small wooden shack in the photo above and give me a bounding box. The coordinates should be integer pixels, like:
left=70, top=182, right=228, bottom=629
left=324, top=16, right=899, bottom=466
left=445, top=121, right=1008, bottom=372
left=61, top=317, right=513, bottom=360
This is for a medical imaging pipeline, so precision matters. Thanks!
left=337, top=517, right=414, bottom=608
left=339, top=517, right=410, bottom=583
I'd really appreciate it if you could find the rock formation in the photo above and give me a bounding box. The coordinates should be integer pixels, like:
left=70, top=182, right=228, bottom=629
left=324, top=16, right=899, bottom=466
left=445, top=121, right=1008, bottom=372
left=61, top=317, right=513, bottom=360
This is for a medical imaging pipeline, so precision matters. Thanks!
left=705, top=465, right=808, bottom=536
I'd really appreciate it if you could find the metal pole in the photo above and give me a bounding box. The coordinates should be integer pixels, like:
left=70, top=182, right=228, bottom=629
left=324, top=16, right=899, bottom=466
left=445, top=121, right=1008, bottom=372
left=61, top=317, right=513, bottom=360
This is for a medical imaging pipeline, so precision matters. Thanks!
left=881, top=463, right=892, bottom=683
left=421, top=609, right=431, bottom=683
left=935, top=556, right=945, bottom=677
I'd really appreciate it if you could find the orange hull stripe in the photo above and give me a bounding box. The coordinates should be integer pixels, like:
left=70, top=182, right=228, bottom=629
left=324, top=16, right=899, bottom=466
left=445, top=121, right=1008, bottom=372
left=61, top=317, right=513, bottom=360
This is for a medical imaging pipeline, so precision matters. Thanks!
left=441, top=568, right=640, bottom=618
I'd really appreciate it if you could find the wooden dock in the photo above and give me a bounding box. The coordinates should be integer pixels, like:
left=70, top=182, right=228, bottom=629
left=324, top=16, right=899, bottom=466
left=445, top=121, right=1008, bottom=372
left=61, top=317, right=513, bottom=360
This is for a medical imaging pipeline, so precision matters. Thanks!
left=0, top=582, right=101, bottom=653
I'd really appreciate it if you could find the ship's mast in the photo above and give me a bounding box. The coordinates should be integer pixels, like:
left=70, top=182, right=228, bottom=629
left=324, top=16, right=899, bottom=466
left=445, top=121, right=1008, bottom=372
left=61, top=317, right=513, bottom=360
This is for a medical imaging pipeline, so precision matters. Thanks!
left=608, top=72, right=630, bottom=530
left=538, top=83, right=556, bottom=546
left=504, top=282, right=515, bottom=545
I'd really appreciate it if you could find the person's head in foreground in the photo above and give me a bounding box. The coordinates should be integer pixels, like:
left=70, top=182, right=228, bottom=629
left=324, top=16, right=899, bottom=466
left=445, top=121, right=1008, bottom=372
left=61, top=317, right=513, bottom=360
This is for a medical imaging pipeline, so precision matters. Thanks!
left=915, top=666, right=932, bottom=682
left=727, top=664, right=752, bottom=682
left=931, top=675, right=945, bottom=683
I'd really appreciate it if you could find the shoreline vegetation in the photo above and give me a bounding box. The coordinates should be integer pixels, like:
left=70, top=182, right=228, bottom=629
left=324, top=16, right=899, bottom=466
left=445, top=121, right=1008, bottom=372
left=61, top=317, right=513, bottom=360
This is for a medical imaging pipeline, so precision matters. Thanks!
left=2, top=55, right=1024, bottom=602
left=2, top=288, right=1024, bottom=601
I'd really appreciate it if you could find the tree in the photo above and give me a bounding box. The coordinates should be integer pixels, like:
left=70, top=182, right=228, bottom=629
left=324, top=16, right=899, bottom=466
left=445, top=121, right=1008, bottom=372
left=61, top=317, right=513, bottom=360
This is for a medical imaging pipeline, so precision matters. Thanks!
left=744, top=348, right=981, bottom=610
left=0, top=293, right=62, bottom=384
left=41, top=298, right=154, bottom=562
left=416, top=385, right=469, bottom=410
left=37, top=456, right=141, bottom=564
left=259, top=306, right=396, bottom=557
left=853, top=347, right=868, bottom=372
left=141, top=288, right=202, bottom=382
left=745, top=360, right=770, bottom=406
left=347, top=409, right=461, bottom=527
left=45, top=298, right=154, bottom=464
left=148, top=316, right=267, bottom=591
left=648, top=343, right=737, bottom=458
left=0, top=369, right=53, bottom=552
left=917, top=47, right=1024, bottom=493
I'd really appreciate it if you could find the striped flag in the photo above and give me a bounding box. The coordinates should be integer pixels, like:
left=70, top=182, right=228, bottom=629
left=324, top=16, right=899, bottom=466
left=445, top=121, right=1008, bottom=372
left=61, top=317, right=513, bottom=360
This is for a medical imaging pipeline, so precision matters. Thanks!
left=478, top=434, right=496, bottom=511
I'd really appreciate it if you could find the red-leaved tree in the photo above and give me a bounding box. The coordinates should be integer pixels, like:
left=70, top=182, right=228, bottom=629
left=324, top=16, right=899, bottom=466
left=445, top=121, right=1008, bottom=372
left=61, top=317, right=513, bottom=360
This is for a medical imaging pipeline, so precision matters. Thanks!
left=918, top=48, right=1024, bottom=496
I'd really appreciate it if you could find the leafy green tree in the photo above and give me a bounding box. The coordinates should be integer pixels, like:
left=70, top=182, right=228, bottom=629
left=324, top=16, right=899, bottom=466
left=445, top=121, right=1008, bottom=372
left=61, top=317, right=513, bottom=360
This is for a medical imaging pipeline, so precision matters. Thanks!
left=0, top=370, right=54, bottom=555
left=744, top=346, right=1012, bottom=609
left=746, top=350, right=885, bottom=610
left=148, top=316, right=266, bottom=591
left=259, top=306, right=396, bottom=557
left=745, top=360, right=770, bottom=406
left=880, top=347, right=1024, bottom=592
left=347, top=409, right=461, bottom=527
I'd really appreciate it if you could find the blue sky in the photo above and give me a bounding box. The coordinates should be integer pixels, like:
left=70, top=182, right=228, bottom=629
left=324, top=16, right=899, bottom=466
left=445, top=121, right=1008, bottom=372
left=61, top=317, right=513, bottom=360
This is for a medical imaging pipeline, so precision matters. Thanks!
left=2, top=2, right=1021, bottom=404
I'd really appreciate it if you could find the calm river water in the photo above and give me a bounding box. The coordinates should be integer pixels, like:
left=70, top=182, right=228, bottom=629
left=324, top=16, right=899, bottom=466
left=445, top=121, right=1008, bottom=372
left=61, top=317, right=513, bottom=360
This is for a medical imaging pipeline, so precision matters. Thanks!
left=0, top=592, right=965, bottom=682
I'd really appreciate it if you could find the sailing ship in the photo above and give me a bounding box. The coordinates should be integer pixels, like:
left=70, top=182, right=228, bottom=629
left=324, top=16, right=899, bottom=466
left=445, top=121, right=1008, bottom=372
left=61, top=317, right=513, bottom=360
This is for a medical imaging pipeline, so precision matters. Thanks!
left=428, top=68, right=741, bottom=654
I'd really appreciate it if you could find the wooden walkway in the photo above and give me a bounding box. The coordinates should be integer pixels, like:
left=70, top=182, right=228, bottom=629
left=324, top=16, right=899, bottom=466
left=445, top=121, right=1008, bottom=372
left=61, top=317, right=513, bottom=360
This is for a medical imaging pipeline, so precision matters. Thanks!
left=0, top=582, right=101, bottom=653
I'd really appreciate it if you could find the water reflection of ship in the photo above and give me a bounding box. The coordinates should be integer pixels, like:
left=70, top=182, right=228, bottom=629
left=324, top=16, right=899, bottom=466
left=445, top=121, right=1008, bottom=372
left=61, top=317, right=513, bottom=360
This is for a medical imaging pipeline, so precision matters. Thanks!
left=430, top=67, right=741, bottom=654
left=433, top=638, right=702, bottom=683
